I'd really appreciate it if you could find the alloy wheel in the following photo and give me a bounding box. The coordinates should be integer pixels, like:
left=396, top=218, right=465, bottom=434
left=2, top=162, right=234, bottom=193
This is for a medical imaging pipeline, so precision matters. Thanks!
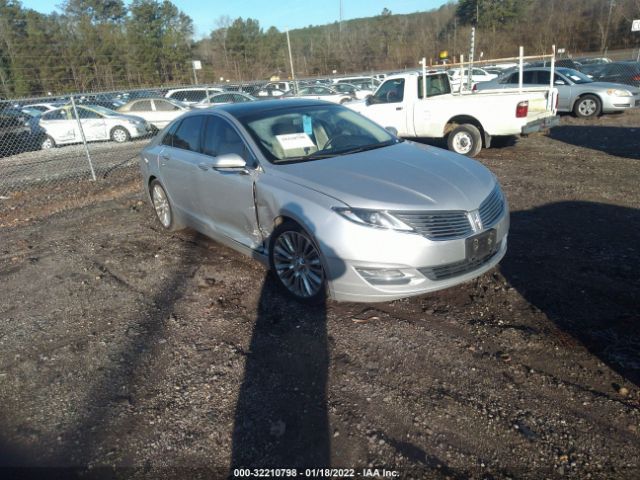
left=272, top=230, right=324, bottom=298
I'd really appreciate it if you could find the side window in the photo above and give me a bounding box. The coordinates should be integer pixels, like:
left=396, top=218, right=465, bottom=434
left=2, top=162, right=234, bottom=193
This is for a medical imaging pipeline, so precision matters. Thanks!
left=418, top=74, right=451, bottom=98
left=202, top=116, right=252, bottom=164
left=172, top=115, right=204, bottom=152
left=161, top=120, right=180, bottom=147
left=42, top=109, right=68, bottom=121
left=77, top=108, right=102, bottom=119
left=170, top=90, right=207, bottom=102
left=522, top=71, right=536, bottom=84
left=154, top=100, right=180, bottom=111
left=130, top=100, right=152, bottom=112
left=370, top=79, right=404, bottom=104
left=535, top=71, right=551, bottom=84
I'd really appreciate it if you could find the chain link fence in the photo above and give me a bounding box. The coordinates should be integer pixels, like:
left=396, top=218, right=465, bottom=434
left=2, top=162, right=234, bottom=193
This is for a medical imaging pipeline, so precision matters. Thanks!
left=1, top=47, right=638, bottom=201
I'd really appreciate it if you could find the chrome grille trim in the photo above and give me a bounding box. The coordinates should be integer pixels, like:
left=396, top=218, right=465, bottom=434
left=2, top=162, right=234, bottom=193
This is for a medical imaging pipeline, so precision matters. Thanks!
left=394, top=211, right=472, bottom=240
left=479, top=186, right=504, bottom=228
left=418, top=242, right=502, bottom=281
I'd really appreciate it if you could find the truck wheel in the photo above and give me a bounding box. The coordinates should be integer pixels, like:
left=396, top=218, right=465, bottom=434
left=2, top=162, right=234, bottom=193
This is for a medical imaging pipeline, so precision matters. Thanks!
left=447, top=124, right=482, bottom=157
left=573, top=94, right=601, bottom=118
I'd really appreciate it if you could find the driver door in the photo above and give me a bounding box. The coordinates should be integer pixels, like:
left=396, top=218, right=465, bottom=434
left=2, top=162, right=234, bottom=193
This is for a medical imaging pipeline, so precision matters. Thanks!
left=76, top=107, right=107, bottom=141
left=362, top=78, right=409, bottom=135
left=195, top=116, right=261, bottom=249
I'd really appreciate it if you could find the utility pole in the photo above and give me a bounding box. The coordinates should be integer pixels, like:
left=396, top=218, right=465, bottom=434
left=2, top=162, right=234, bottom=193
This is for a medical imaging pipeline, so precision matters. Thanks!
left=603, top=0, right=615, bottom=54
left=339, top=0, right=343, bottom=33
left=286, top=29, right=298, bottom=94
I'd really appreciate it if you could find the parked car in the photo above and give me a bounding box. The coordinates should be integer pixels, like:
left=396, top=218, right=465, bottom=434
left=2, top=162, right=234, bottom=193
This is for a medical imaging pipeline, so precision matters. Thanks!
left=574, top=57, right=612, bottom=66
left=24, top=102, right=66, bottom=113
left=331, top=82, right=365, bottom=99
left=139, top=99, right=509, bottom=303
left=38, top=104, right=152, bottom=149
left=585, top=62, right=640, bottom=88
left=164, top=87, right=224, bottom=105
left=117, top=98, right=191, bottom=130
left=0, top=107, right=44, bottom=155
left=77, top=94, right=125, bottom=110
left=282, top=86, right=352, bottom=104
left=476, top=67, right=640, bottom=118
left=348, top=71, right=558, bottom=156
left=193, top=92, right=257, bottom=108
left=334, top=76, right=381, bottom=91
left=447, top=67, right=498, bottom=89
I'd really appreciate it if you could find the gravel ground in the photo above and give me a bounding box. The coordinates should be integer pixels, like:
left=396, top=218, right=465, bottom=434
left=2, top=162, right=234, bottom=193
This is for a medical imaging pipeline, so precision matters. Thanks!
left=0, top=110, right=639, bottom=479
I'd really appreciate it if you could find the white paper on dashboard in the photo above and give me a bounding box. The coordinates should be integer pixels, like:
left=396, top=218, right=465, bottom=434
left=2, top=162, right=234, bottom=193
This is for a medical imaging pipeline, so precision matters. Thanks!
left=276, top=133, right=315, bottom=150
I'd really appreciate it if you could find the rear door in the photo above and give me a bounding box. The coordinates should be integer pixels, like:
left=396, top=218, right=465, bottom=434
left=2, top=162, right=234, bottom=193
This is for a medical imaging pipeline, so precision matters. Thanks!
left=159, top=115, right=205, bottom=217
left=362, top=78, right=410, bottom=135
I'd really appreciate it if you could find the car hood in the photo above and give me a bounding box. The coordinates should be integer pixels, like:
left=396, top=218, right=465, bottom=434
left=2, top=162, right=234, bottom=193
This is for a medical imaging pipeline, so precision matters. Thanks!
left=270, top=141, right=497, bottom=211
left=583, top=81, right=640, bottom=92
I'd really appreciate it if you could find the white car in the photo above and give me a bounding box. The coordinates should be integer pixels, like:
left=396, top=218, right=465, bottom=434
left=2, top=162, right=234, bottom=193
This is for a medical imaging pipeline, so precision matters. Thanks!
left=38, top=104, right=152, bottom=149
left=447, top=67, right=498, bottom=89
left=193, top=92, right=256, bottom=109
left=117, top=98, right=190, bottom=129
left=24, top=102, right=64, bottom=112
left=164, top=87, right=224, bottom=105
left=282, top=86, right=352, bottom=104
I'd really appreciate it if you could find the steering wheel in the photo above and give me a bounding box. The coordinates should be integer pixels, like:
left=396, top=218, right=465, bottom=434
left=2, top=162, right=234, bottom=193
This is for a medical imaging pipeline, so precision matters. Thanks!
left=386, top=90, right=398, bottom=102
left=321, top=134, right=351, bottom=151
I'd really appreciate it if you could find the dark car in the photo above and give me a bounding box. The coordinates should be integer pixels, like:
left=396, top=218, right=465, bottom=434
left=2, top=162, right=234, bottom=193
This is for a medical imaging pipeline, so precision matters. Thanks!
left=0, top=107, right=44, bottom=156
left=587, top=62, right=640, bottom=88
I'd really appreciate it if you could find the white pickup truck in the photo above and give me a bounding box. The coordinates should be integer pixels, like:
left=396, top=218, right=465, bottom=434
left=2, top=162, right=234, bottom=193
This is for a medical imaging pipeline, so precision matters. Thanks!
left=347, top=71, right=559, bottom=157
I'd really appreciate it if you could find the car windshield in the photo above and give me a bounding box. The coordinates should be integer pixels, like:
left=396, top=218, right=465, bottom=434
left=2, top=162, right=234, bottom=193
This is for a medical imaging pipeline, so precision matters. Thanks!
left=236, top=104, right=399, bottom=164
left=557, top=68, right=593, bottom=84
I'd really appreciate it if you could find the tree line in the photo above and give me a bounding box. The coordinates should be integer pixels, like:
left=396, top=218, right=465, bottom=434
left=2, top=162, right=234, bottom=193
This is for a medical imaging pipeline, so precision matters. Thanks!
left=1, top=0, right=639, bottom=98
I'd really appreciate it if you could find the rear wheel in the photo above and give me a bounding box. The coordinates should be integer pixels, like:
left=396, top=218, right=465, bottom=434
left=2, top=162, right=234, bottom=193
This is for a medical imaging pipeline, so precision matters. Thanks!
left=573, top=94, right=601, bottom=118
left=41, top=135, right=55, bottom=150
left=447, top=124, right=483, bottom=157
left=269, top=222, right=326, bottom=304
left=149, top=180, right=183, bottom=231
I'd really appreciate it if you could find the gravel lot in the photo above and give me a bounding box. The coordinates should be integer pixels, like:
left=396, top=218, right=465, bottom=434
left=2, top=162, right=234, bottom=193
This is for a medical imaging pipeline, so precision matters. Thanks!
left=0, top=110, right=639, bottom=479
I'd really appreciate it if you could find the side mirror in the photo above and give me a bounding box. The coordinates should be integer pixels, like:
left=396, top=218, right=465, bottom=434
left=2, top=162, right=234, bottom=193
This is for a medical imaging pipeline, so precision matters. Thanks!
left=365, top=96, right=373, bottom=105
left=211, top=153, right=247, bottom=170
left=554, top=80, right=566, bottom=86
left=385, top=126, right=398, bottom=136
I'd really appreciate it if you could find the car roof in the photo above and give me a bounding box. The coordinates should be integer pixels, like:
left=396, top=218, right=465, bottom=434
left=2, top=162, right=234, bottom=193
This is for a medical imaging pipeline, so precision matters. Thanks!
left=184, top=98, right=334, bottom=118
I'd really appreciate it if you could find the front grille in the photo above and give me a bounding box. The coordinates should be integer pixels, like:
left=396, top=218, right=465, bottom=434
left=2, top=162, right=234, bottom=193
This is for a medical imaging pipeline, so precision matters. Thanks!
left=419, top=242, right=502, bottom=281
left=394, top=211, right=472, bottom=240
left=478, top=186, right=504, bottom=228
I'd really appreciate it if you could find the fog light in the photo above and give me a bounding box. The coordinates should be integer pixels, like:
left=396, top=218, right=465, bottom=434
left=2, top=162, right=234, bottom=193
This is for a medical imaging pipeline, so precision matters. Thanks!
left=355, top=268, right=411, bottom=285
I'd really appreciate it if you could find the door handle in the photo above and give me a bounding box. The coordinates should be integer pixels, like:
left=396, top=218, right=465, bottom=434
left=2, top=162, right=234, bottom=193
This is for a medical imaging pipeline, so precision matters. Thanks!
left=396, top=107, right=403, bottom=111
left=160, top=154, right=170, bottom=161
left=198, top=162, right=209, bottom=171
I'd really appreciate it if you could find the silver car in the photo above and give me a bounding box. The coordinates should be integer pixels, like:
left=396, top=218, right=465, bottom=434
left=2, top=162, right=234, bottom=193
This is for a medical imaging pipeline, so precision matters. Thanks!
left=476, top=67, right=640, bottom=118
left=139, top=99, right=509, bottom=303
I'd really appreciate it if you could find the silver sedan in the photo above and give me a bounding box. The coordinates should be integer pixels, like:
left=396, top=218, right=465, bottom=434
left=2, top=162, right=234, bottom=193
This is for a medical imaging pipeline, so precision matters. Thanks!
left=476, top=67, right=640, bottom=118
left=139, top=99, right=509, bottom=303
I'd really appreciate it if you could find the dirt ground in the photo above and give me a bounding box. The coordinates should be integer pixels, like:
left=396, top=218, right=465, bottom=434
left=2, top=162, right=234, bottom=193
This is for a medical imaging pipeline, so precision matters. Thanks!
left=1, top=109, right=639, bottom=480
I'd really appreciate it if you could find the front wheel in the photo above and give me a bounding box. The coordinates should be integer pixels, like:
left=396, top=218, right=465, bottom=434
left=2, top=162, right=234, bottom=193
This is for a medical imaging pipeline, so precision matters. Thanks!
left=447, top=124, right=483, bottom=157
left=269, top=222, right=326, bottom=304
left=111, top=126, right=130, bottom=143
left=574, top=94, right=601, bottom=118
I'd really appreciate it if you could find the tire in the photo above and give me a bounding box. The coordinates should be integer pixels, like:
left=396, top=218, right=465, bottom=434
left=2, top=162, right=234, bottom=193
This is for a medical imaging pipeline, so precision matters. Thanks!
left=269, top=222, right=327, bottom=304
left=447, top=124, right=483, bottom=157
left=573, top=94, right=601, bottom=118
left=111, top=126, right=130, bottom=143
left=41, top=135, right=55, bottom=150
left=149, top=180, right=183, bottom=231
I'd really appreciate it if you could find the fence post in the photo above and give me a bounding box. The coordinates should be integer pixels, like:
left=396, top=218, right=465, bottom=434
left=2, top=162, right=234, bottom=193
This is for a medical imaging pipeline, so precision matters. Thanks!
left=70, top=95, right=97, bottom=182
left=518, top=46, right=524, bottom=93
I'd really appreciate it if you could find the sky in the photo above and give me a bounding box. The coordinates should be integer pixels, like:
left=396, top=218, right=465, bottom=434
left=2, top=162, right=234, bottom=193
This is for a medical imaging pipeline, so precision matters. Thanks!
left=20, top=0, right=449, bottom=38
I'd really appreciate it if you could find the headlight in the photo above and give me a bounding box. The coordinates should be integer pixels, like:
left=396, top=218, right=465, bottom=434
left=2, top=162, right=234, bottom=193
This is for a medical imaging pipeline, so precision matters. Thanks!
left=606, top=89, right=632, bottom=97
left=333, top=207, right=413, bottom=231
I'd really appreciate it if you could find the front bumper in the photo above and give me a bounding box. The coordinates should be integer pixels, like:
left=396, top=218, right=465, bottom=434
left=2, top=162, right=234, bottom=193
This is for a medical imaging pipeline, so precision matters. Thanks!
left=602, top=95, right=640, bottom=112
left=321, top=209, right=510, bottom=303
left=129, top=123, right=153, bottom=138
left=521, top=114, right=560, bottom=135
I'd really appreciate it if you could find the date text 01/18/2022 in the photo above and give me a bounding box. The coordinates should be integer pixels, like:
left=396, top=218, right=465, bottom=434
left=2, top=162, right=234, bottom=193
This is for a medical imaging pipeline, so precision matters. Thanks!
left=232, top=468, right=400, bottom=477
